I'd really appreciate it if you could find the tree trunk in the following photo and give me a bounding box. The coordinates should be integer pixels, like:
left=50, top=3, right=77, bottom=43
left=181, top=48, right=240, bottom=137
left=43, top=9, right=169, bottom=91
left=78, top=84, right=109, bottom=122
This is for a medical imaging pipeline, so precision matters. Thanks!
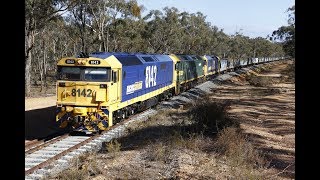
left=74, top=42, right=76, bottom=55
left=44, top=50, right=47, bottom=90
left=106, top=29, right=109, bottom=52
left=40, top=69, right=43, bottom=92
left=98, top=31, right=103, bottom=51
left=81, top=35, right=85, bottom=52
left=25, top=30, right=34, bottom=97
left=103, top=29, right=106, bottom=52
left=40, top=46, right=46, bottom=92
left=25, top=54, right=32, bottom=96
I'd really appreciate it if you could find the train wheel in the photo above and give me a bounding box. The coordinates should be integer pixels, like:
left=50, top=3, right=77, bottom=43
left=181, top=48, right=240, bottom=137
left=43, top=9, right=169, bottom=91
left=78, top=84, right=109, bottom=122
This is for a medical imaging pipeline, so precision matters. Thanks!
left=121, top=111, right=126, bottom=119
left=130, top=108, right=135, bottom=115
left=124, top=110, right=130, bottom=119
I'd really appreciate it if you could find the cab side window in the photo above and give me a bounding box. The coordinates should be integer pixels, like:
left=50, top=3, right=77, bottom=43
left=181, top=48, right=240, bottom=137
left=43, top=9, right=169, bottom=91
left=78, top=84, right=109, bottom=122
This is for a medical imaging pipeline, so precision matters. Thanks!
left=112, top=70, right=118, bottom=83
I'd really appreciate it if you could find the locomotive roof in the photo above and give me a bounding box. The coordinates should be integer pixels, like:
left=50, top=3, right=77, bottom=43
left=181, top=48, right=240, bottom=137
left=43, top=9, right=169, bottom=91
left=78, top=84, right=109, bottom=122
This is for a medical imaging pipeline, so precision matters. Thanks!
left=176, top=54, right=205, bottom=61
left=204, top=55, right=219, bottom=60
left=89, top=52, right=172, bottom=66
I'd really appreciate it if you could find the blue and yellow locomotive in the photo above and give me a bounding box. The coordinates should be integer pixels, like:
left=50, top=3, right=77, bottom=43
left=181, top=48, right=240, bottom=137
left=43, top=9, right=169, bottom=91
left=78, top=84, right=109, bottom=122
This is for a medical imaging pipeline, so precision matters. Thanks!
left=56, top=52, right=175, bottom=132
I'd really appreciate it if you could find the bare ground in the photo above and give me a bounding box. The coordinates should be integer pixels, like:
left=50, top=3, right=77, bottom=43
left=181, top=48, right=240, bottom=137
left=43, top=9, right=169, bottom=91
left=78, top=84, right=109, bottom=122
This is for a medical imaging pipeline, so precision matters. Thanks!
left=211, top=61, right=295, bottom=178
left=47, top=60, right=295, bottom=180
left=25, top=96, right=56, bottom=111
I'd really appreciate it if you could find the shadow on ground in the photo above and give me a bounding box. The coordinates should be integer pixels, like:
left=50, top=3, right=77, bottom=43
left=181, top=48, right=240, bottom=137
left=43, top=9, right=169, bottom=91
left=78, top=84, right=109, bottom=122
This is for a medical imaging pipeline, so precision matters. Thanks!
left=25, top=106, right=69, bottom=140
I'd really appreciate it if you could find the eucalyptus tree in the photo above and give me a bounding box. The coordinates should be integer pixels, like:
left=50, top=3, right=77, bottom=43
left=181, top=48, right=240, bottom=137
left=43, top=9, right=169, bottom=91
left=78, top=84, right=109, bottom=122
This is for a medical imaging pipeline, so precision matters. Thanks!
left=179, top=12, right=212, bottom=54
left=96, top=0, right=141, bottom=51
left=209, top=30, right=230, bottom=58
left=67, top=0, right=93, bottom=53
left=270, top=42, right=285, bottom=57
left=162, top=7, right=185, bottom=53
left=105, top=0, right=142, bottom=51
left=111, top=18, right=147, bottom=52
left=32, top=18, right=74, bottom=92
left=86, top=0, right=111, bottom=52
left=206, top=26, right=224, bottom=56
left=250, top=37, right=269, bottom=57
left=228, top=33, right=251, bottom=59
left=25, top=0, right=75, bottom=96
left=142, top=7, right=184, bottom=53
left=252, top=38, right=272, bottom=57
left=271, top=5, right=295, bottom=57
left=142, top=10, right=165, bottom=53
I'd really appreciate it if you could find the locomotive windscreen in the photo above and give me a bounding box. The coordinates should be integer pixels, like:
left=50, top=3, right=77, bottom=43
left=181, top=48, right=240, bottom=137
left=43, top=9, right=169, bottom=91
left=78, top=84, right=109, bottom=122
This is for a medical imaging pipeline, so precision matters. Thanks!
left=58, top=66, right=111, bottom=82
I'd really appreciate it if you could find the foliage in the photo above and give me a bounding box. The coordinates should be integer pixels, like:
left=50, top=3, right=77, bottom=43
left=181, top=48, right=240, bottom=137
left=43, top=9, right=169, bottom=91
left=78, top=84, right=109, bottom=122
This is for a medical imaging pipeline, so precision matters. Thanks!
left=25, top=0, right=286, bottom=96
left=271, top=5, right=295, bottom=57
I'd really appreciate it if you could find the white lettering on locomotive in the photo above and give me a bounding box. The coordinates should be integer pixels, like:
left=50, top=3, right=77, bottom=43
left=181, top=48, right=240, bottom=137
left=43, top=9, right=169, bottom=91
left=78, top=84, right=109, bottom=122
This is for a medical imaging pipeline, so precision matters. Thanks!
left=89, top=60, right=100, bottom=65
left=145, top=65, right=157, bottom=88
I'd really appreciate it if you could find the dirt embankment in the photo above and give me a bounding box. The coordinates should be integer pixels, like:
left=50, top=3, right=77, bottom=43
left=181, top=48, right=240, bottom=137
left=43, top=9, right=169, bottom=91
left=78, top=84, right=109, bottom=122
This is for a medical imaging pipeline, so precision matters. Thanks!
left=48, top=60, right=295, bottom=179
left=25, top=96, right=56, bottom=111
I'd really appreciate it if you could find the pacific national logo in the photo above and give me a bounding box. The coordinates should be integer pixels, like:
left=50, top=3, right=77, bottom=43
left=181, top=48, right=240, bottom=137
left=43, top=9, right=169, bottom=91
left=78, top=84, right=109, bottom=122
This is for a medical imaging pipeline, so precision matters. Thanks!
left=126, top=81, right=143, bottom=95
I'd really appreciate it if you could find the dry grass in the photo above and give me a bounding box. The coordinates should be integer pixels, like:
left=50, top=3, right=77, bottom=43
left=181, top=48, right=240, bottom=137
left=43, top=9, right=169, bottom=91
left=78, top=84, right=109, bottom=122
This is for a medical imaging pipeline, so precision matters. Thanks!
left=105, top=140, right=121, bottom=158
left=215, top=127, right=267, bottom=168
left=188, top=97, right=239, bottom=135
left=50, top=152, right=102, bottom=180
left=245, top=63, right=286, bottom=87
left=145, top=141, right=170, bottom=162
left=144, top=130, right=212, bottom=163
left=281, top=61, right=295, bottom=82
left=246, top=75, right=275, bottom=87
left=141, top=118, right=269, bottom=179
left=51, top=168, right=87, bottom=180
left=126, top=109, right=180, bottom=134
left=214, top=127, right=269, bottom=179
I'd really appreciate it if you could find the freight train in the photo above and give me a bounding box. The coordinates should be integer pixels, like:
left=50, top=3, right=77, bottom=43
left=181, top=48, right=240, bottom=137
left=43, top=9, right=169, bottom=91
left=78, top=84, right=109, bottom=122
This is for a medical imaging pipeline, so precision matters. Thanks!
left=55, top=52, right=286, bottom=133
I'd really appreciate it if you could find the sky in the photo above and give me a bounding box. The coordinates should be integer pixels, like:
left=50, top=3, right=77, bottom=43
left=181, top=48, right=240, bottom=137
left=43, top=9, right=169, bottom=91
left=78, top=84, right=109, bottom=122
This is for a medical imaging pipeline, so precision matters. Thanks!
left=136, top=0, right=295, bottom=38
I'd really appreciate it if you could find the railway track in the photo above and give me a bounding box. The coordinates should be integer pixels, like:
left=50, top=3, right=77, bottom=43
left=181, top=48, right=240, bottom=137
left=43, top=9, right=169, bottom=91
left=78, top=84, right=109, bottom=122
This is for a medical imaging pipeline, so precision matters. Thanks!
left=25, top=109, right=157, bottom=179
left=25, top=140, right=42, bottom=150
left=25, top=134, right=69, bottom=154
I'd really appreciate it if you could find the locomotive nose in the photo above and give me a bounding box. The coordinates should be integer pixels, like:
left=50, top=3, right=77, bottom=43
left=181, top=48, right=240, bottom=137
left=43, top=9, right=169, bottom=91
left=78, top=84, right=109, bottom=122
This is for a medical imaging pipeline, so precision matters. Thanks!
left=57, top=82, right=108, bottom=105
